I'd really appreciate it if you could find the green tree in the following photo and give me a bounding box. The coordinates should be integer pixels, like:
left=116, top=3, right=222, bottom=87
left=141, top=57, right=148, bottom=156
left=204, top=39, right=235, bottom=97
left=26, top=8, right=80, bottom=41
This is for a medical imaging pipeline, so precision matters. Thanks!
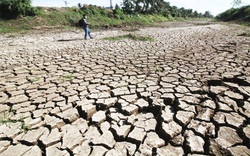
left=193, top=11, right=199, bottom=18
left=121, top=0, right=207, bottom=18
left=216, top=5, right=250, bottom=21
left=153, top=0, right=169, bottom=14
left=203, top=11, right=213, bottom=18
left=133, top=0, right=142, bottom=13
left=0, top=0, right=37, bottom=19
left=170, top=5, right=178, bottom=17
left=122, top=0, right=134, bottom=13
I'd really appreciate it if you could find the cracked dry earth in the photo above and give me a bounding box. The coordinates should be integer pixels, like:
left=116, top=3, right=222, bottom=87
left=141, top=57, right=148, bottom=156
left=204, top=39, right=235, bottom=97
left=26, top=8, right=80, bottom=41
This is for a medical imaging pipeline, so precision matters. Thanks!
left=0, top=22, right=250, bottom=156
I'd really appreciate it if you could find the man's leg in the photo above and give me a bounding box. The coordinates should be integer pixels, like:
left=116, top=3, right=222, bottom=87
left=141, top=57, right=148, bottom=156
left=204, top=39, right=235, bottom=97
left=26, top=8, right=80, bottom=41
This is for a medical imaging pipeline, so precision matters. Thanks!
left=84, top=28, right=88, bottom=40
left=87, top=28, right=93, bottom=39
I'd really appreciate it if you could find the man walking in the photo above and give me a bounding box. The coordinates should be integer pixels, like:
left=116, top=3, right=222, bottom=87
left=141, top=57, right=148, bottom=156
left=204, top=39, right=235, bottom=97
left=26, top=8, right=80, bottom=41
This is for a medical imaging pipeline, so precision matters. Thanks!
left=81, top=14, right=93, bottom=40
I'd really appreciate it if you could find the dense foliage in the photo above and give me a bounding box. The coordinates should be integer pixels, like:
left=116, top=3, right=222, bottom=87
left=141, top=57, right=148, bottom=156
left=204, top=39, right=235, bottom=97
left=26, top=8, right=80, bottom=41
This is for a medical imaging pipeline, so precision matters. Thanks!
left=0, top=0, right=38, bottom=19
left=121, top=0, right=213, bottom=18
left=216, top=5, right=250, bottom=22
left=0, top=0, right=213, bottom=20
left=0, top=1, right=214, bottom=33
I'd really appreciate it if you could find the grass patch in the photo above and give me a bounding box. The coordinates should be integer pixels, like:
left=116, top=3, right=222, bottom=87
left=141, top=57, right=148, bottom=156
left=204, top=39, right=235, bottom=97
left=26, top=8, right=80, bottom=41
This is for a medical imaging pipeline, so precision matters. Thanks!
left=155, top=66, right=163, bottom=72
left=0, top=27, right=17, bottom=34
left=0, top=117, right=22, bottom=124
left=31, top=77, right=41, bottom=82
left=0, top=7, right=169, bottom=34
left=194, top=22, right=213, bottom=26
left=103, top=33, right=154, bottom=41
left=61, top=74, right=75, bottom=81
left=0, top=6, right=210, bottom=34
left=0, top=112, right=32, bottom=133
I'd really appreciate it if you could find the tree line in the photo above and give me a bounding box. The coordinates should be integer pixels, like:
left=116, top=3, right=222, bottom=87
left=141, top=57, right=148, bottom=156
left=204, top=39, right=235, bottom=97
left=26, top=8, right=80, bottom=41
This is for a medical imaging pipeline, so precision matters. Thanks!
left=0, top=0, right=213, bottom=19
left=216, top=5, right=250, bottom=22
left=121, top=0, right=213, bottom=18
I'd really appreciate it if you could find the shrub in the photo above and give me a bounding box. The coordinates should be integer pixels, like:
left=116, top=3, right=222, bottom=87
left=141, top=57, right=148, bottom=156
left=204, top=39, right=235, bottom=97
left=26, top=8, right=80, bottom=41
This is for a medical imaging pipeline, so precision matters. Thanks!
left=0, top=0, right=38, bottom=19
left=167, top=14, right=174, bottom=21
left=80, top=4, right=107, bottom=16
left=114, top=7, right=125, bottom=19
left=100, top=9, right=109, bottom=16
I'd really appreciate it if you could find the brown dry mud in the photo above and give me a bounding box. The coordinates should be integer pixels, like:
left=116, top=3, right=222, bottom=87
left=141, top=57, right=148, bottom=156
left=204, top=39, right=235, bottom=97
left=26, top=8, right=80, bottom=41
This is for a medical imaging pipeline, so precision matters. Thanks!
left=0, top=21, right=250, bottom=156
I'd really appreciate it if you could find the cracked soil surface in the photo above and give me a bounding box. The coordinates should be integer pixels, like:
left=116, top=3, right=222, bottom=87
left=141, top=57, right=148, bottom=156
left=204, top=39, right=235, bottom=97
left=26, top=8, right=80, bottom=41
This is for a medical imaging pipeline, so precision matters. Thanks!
left=0, top=21, right=250, bottom=156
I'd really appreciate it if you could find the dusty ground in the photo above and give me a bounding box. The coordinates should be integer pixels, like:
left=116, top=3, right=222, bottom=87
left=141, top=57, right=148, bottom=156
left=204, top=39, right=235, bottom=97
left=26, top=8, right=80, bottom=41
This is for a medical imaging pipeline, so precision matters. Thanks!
left=0, top=21, right=250, bottom=156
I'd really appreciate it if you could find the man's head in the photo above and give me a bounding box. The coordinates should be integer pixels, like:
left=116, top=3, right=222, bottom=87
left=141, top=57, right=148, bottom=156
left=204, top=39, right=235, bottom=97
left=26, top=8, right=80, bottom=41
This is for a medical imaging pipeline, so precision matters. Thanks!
left=83, top=14, right=87, bottom=19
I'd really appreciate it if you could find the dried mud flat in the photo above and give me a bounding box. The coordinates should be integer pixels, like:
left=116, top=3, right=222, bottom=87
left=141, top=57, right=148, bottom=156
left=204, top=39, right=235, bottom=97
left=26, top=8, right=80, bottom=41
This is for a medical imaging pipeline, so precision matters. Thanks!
left=0, top=22, right=250, bottom=156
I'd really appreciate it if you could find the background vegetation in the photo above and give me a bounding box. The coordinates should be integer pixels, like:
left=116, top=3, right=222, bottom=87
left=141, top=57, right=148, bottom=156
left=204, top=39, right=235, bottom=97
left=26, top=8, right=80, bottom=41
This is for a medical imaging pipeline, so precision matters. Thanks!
left=0, top=0, right=38, bottom=19
left=121, top=0, right=213, bottom=18
left=0, top=0, right=214, bottom=34
left=216, top=5, right=250, bottom=23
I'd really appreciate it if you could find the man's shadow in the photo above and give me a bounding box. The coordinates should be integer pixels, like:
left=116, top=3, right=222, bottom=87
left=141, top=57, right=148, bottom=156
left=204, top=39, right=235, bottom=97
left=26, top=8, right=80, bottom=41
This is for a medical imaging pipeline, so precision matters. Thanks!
left=57, top=38, right=82, bottom=42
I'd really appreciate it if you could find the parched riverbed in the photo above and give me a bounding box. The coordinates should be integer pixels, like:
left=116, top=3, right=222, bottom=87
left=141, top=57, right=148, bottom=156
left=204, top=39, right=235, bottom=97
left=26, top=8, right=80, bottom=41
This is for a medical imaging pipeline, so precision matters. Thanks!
left=0, top=22, right=250, bottom=155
